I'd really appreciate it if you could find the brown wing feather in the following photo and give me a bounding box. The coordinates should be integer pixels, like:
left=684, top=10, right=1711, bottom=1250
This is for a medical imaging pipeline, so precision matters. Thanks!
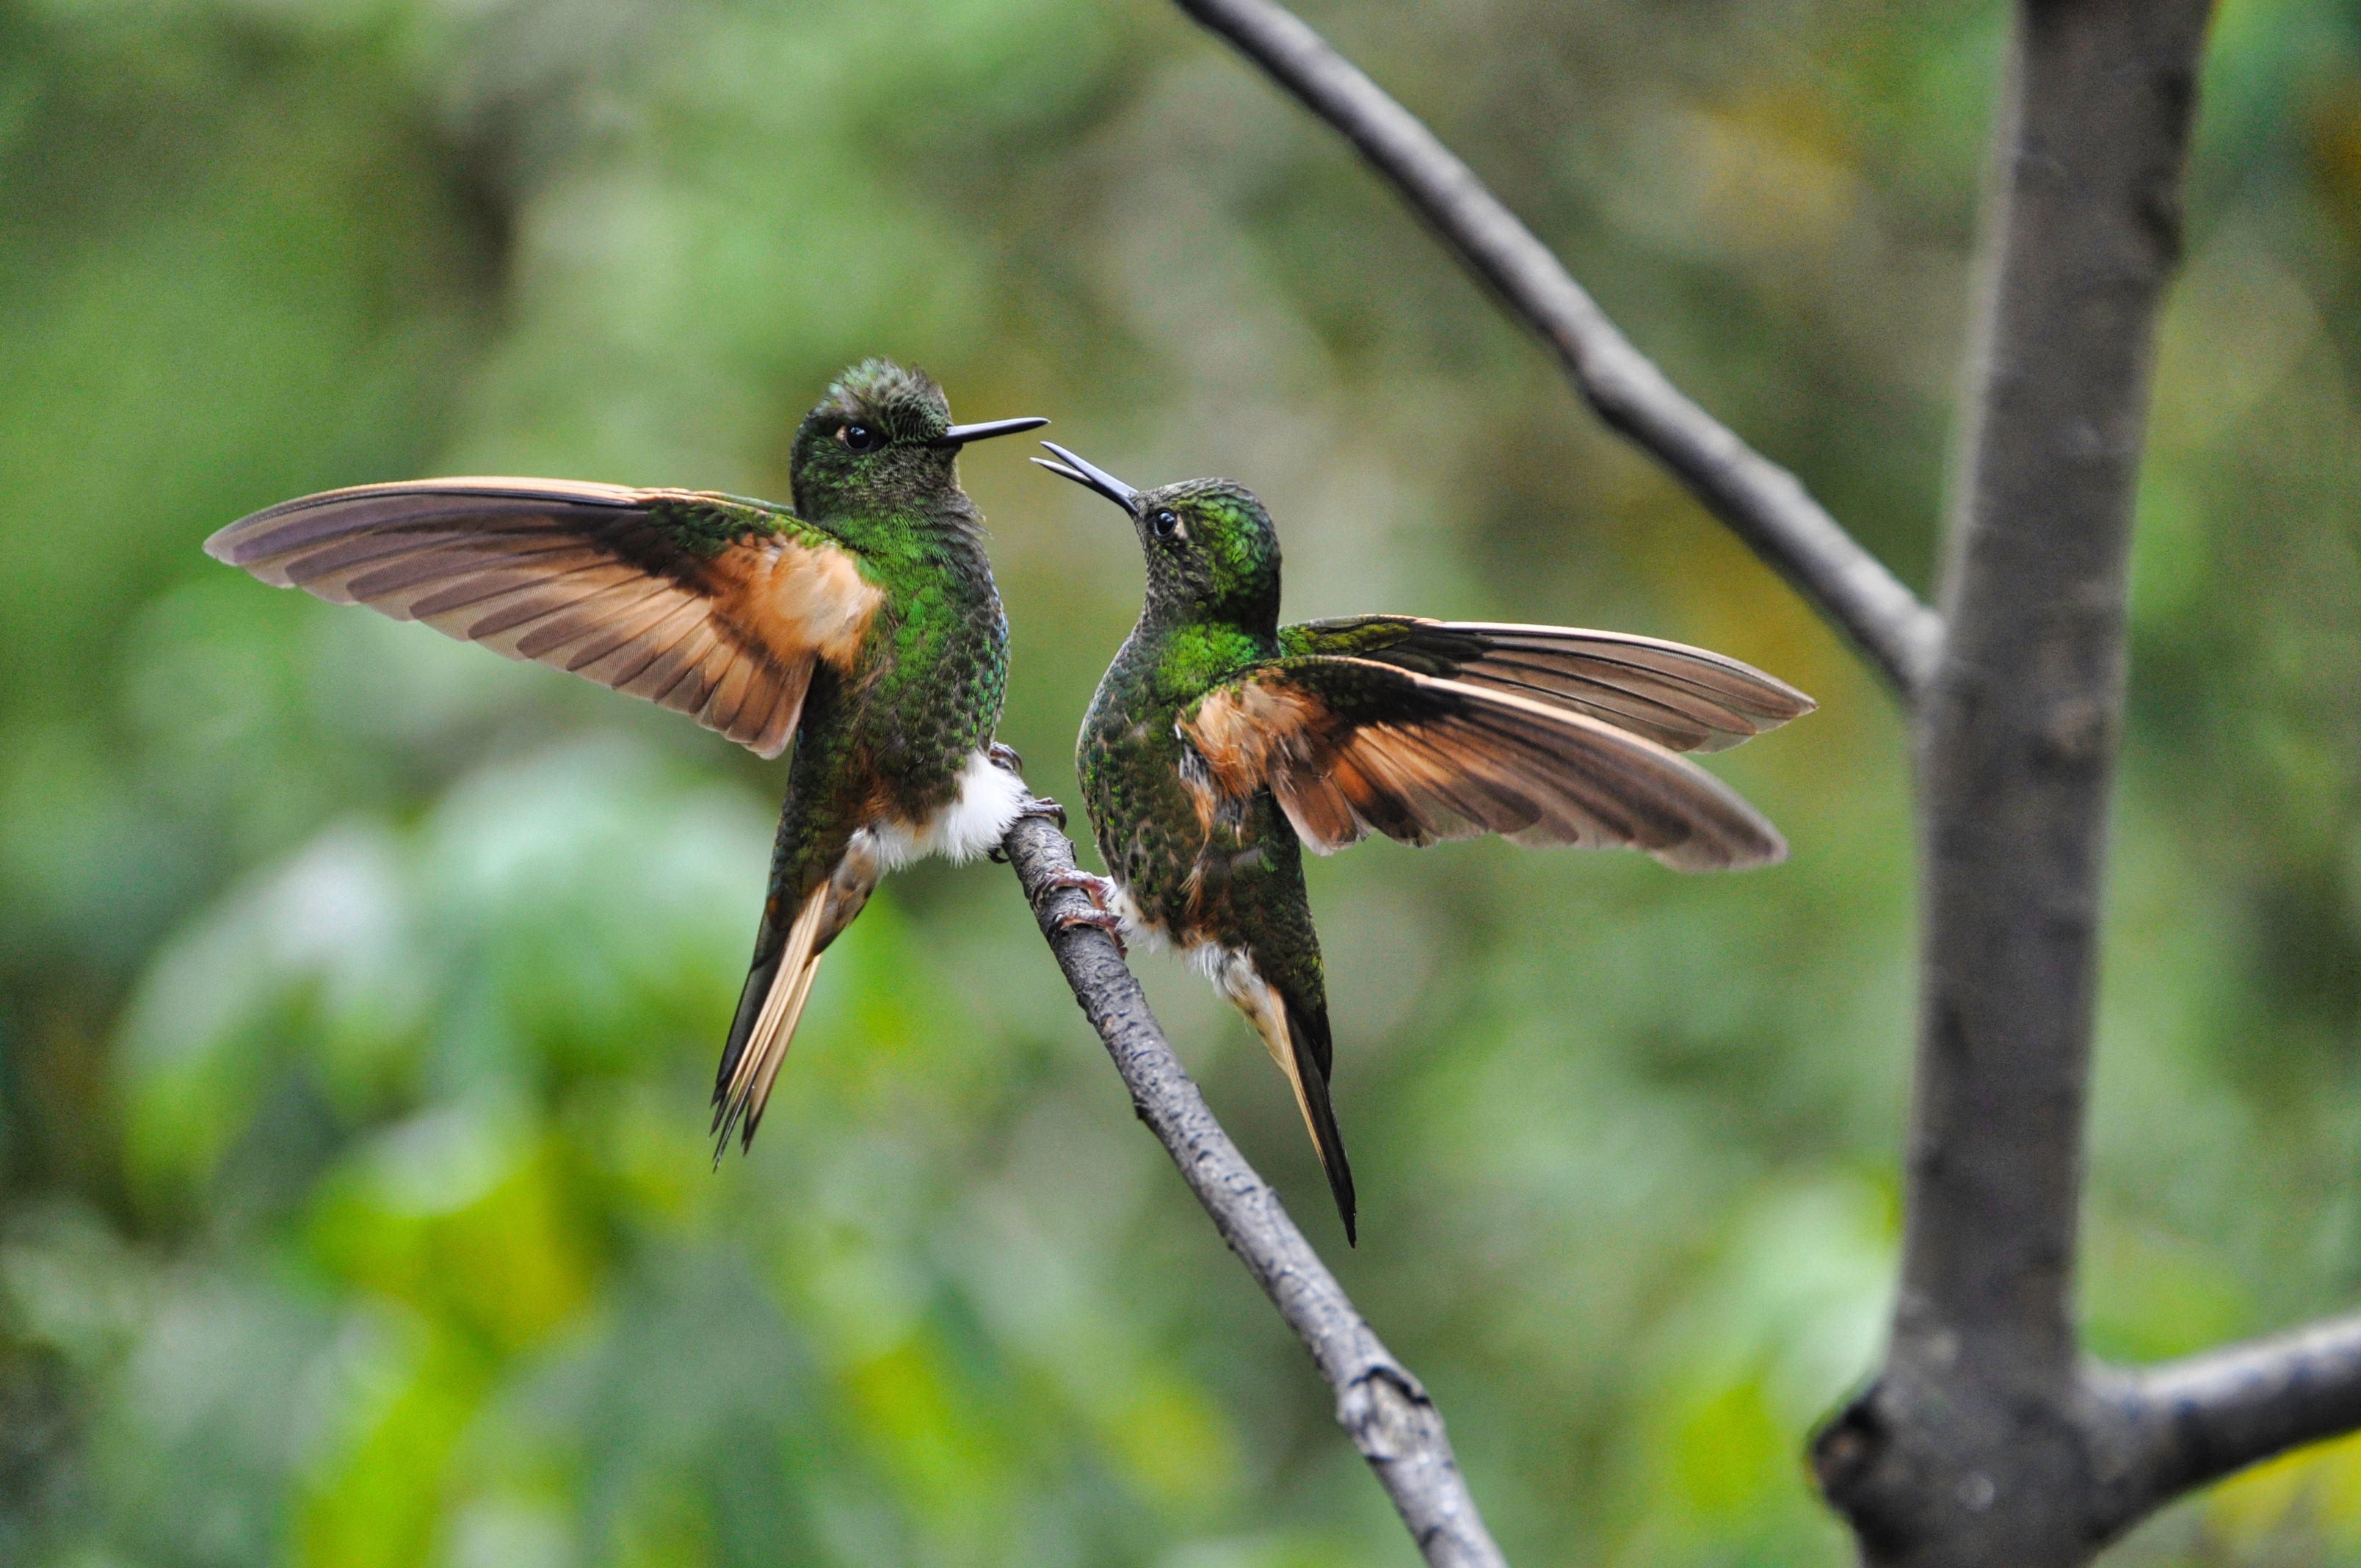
left=1184, top=659, right=1786, bottom=871
left=1290, top=617, right=1815, bottom=753
left=1440, top=625, right=1813, bottom=752
left=206, top=477, right=884, bottom=758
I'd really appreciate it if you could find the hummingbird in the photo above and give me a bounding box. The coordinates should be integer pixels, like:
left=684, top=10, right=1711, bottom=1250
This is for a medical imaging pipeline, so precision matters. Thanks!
left=206, top=360, right=1051, bottom=1154
left=1034, top=443, right=1814, bottom=1243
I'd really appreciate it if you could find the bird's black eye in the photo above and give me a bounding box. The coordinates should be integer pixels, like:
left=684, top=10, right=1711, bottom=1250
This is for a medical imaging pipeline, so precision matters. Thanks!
left=838, top=423, right=880, bottom=452
left=1151, top=508, right=1183, bottom=539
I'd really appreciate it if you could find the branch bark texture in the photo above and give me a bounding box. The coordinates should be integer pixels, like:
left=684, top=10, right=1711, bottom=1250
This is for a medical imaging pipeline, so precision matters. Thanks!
left=1812, top=1, right=2224, bottom=1561
left=1000, top=807, right=1507, bottom=1568
left=1175, top=0, right=1942, bottom=700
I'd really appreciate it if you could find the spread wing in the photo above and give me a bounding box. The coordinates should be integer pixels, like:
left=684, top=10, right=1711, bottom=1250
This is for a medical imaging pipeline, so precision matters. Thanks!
left=206, top=477, right=885, bottom=758
left=1279, top=617, right=1813, bottom=753
left=1180, top=657, right=1786, bottom=870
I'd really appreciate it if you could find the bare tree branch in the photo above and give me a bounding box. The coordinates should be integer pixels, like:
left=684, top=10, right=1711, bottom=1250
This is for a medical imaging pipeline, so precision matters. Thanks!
left=1812, top=1, right=2220, bottom=1562
left=1172, top=0, right=1943, bottom=700
left=2095, top=1313, right=2361, bottom=1533
left=999, top=805, right=1507, bottom=1568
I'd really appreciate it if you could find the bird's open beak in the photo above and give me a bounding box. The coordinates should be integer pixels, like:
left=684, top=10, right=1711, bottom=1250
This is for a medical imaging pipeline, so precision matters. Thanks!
left=1031, top=441, right=1137, bottom=511
left=932, top=416, right=1051, bottom=449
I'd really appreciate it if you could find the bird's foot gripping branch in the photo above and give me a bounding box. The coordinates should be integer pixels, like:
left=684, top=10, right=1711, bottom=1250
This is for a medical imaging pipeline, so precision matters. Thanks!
left=996, top=798, right=1508, bottom=1568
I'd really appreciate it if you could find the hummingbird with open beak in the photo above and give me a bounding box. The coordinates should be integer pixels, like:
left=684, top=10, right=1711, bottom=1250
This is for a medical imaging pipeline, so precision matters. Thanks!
left=207, top=360, right=1051, bottom=1153
left=1034, top=444, right=1814, bottom=1242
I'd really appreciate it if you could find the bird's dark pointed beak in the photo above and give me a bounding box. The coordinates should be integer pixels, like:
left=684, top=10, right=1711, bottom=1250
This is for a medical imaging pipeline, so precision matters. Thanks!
left=932, top=415, right=1051, bottom=449
left=1031, top=441, right=1137, bottom=512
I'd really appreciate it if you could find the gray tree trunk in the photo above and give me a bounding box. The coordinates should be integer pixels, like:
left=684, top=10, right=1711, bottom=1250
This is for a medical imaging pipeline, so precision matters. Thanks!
left=1813, top=3, right=2223, bottom=1559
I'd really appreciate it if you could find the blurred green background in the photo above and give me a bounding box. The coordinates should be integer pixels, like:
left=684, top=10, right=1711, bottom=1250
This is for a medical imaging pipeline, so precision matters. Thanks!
left=2, top=0, right=2359, bottom=1562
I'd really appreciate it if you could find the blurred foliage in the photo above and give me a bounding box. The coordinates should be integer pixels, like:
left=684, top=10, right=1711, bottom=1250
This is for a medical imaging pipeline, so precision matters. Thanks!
left=1, top=0, right=2359, bottom=1562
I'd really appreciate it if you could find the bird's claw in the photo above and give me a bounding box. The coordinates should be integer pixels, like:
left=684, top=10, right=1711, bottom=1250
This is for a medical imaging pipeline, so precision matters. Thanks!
left=1031, top=868, right=1126, bottom=955
left=988, top=741, right=1025, bottom=773
left=1018, top=794, right=1067, bottom=831
left=1054, top=906, right=1128, bottom=955
left=1032, top=867, right=1118, bottom=908
left=991, top=788, right=1067, bottom=864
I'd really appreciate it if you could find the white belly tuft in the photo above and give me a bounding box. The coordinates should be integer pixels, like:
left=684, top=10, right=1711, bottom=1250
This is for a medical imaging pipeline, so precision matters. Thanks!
left=871, top=749, right=1032, bottom=870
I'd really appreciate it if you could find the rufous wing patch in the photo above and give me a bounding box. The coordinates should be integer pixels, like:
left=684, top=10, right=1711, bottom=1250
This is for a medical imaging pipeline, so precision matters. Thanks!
left=1184, top=658, right=1788, bottom=870
left=702, top=533, right=882, bottom=756
left=1183, top=678, right=1327, bottom=794
left=745, top=537, right=884, bottom=672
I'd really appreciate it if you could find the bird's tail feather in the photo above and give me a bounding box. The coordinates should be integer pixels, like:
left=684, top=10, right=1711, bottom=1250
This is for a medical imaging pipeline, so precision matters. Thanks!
left=712, top=887, right=829, bottom=1158
left=711, top=833, right=885, bottom=1158
left=1227, top=958, right=1357, bottom=1245
left=1281, top=995, right=1356, bottom=1247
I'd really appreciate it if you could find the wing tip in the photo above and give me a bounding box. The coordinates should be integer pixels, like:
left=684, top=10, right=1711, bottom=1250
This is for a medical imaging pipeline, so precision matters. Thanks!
left=1440, top=620, right=1821, bottom=731
left=205, top=476, right=654, bottom=566
left=1733, top=823, right=1791, bottom=869
left=1749, top=679, right=1818, bottom=727
left=1375, top=667, right=1801, bottom=873
left=1652, top=812, right=1788, bottom=872
left=204, top=505, right=301, bottom=569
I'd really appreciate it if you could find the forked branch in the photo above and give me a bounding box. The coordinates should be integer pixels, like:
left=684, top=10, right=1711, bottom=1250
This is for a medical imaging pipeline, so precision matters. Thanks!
left=1173, top=0, right=1942, bottom=700
left=1000, top=804, right=1507, bottom=1568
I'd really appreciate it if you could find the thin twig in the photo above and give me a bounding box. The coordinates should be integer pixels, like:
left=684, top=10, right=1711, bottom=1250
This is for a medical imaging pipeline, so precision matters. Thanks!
left=1000, top=804, right=1507, bottom=1568
left=1172, top=0, right=1943, bottom=700
left=2097, top=1313, right=2361, bottom=1533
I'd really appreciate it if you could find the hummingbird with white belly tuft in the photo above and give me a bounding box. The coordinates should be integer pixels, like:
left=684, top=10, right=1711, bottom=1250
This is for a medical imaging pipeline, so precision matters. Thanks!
left=208, top=360, right=1051, bottom=1153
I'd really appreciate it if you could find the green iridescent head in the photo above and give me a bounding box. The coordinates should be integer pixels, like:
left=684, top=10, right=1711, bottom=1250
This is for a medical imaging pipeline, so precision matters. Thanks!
left=788, top=359, right=1045, bottom=520
left=1034, top=443, right=1282, bottom=630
